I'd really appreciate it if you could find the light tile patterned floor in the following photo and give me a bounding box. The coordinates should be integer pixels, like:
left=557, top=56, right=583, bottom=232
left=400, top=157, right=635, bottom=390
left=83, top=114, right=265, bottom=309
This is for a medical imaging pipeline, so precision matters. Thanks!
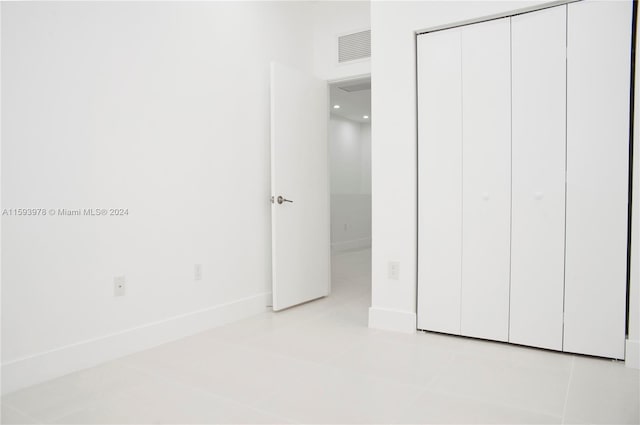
left=2, top=248, right=638, bottom=424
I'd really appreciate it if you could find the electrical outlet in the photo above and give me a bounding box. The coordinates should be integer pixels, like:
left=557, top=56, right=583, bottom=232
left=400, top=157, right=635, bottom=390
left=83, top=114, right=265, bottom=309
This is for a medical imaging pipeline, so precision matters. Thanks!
left=388, top=262, right=400, bottom=280
left=194, top=264, right=202, bottom=281
left=114, top=276, right=126, bottom=296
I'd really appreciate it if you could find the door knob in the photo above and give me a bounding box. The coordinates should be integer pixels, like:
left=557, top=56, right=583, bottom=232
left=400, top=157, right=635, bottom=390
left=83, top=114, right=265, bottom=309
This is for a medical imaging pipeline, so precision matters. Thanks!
left=277, top=196, right=293, bottom=204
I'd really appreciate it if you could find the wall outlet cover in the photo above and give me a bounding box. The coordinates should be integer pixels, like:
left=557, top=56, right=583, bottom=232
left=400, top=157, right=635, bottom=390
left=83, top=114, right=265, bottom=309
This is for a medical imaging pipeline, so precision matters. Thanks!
left=114, top=276, right=126, bottom=297
left=388, top=261, right=400, bottom=280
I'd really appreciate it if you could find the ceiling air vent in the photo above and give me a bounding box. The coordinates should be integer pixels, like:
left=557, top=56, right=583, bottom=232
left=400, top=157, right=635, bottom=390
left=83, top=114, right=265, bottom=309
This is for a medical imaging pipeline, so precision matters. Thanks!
left=338, top=30, right=371, bottom=63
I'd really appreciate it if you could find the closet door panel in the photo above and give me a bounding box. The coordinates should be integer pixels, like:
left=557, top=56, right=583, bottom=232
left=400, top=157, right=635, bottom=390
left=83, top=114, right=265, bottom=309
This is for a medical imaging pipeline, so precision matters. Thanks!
left=565, top=0, right=632, bottom=359
left=417, top=29, right=463, bottom=334
left=510, top=6, right=566, bottom=351
left=460, top=18, right=511, bottom=342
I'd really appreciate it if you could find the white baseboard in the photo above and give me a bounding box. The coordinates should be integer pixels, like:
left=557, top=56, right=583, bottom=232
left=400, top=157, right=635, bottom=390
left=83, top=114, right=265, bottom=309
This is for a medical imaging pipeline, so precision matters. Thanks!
left=331, top=237, right=371, bottom=252
left=1, top=292, right=270, bottom=395
left=626, top=339, right=640, bottom=369
left=368, top=306, right=416, bottom=333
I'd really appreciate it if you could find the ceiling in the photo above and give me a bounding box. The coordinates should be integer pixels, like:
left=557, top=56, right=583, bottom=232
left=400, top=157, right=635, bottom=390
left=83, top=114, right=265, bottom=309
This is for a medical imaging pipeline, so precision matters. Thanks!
left=329, top=77, right=371, bottom=124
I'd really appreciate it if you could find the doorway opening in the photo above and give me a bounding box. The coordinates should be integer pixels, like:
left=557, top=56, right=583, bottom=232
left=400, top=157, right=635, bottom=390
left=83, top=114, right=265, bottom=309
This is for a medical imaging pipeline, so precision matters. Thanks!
left=268, top=64, right=371, bottom=320
left=328, top=76, right=372, bottom=312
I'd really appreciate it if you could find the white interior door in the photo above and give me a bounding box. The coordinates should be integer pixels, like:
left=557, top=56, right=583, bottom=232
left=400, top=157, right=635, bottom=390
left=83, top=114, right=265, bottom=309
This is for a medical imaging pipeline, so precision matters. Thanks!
left=270, top=61, right=330, bottom=311
left=417, top=28, right=463, bottom=335
left=510, top=5, right=566, bottom=351
left=460, top=17, right=512, bottom=342
left=564, top=0, right=632, bottom=359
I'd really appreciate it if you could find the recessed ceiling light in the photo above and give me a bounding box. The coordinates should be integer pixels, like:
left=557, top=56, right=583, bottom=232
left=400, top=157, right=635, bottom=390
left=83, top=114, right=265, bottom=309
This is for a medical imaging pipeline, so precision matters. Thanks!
left=363, top=115, right=369, bottom=119
left=333, top=105, right=340, bottom=109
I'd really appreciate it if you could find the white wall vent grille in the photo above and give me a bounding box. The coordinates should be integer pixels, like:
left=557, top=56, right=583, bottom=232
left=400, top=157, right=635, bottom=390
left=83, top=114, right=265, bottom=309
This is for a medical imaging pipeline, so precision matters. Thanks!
left=338, top=30, right=371, bottom=63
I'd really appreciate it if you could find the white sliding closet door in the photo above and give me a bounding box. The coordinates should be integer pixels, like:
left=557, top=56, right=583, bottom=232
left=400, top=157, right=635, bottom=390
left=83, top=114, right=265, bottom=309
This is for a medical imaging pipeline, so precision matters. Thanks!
left=417, top=28, right=463, bottom=334
left=460, top=18, right=511, bottom=342
left=510, top=6, right=566, bottom=351
left=565, top=0, right=632, bottom=359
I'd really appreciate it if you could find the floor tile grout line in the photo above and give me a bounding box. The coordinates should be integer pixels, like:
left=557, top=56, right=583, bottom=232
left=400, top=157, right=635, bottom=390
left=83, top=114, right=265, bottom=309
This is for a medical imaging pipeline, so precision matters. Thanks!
left=313, top=332, right=374, bottom=367
left=40, top=379, right=153, bottom=424
left=324, top=328, right=573, bottom=416
left=110, top=360, right=299, bottom=425
left=382, top=343, right=568, bottom=422
left=411, top=349, right=570, bottom=421
left=217, top=324, right=371, bottom=369
left=1, top=401, right=45, bottom=424
left=248, top=292, right=368, bottom=338
left=118, top=293, right=374, bottom=374
left=329, top=338, right=462, bottom=390
left=201, top=333, right=429, bottom=423
left=383, top=348, right=474, bottom=423
left=3, top=363, right=155, bottom=424
left=560, top=355, right=576, bottom=424
left=386, top=366, right=457, bottom=422
left=41, top=361, right=173, bottom=424
left=423, top=385, right=564, bottom=422
left=131, top=311, right=385, bottom=419
left=220, top=303, right=375, bottom=365
left=194, top=291, right=370, bottom=353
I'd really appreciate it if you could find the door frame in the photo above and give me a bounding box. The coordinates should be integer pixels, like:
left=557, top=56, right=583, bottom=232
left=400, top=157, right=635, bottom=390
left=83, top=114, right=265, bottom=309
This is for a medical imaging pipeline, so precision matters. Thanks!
left=268, top=70, right=372, bottom=309
left=325, top=72, right=372, bottom=268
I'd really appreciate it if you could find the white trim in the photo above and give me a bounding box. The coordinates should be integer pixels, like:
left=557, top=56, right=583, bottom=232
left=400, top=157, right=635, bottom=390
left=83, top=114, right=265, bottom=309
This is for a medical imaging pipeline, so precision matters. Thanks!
left=337, top=56, right=371, bottom=66
left=331, top=237, right=371, bottom=252
left=327, top=73, right=371, bottom=86
left=1, top=292, right=270, bottom=395
left=368, top=307, right=416, bottom=333
left=626, top=339, right=640, bottom=369
left=415, top=0, right=579, bottom=35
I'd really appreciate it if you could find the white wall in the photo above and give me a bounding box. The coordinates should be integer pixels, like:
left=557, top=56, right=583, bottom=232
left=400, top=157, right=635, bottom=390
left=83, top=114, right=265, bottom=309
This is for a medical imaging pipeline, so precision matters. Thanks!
left=1, top=1, right=315, bottom=393
left=329, top=115, right=371, bottom=251
left=369, top=0, right=640, bottom=369
left=312, top=1, right=371, bottom=81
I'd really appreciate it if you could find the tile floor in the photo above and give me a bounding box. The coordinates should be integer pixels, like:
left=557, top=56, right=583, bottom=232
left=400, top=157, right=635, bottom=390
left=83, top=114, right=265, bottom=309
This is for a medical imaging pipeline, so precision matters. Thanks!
left=1, top=248, right=639, bottom=424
